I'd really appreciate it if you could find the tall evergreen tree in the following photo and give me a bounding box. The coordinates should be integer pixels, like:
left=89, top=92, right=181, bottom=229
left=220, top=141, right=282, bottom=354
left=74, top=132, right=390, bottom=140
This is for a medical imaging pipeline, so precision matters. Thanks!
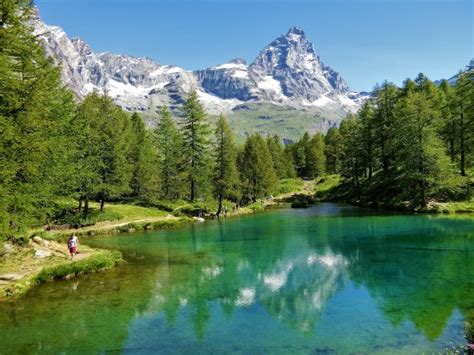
left=212, top=115, right=239, bottom=216
left=154, top=106, right=183, bottom=200
left=324, top=127, right=343, bottom=174
left=239, top=134, right=277, bottom=202
left=306, top=133, right=326, bottom=178
left=71, top=93, right=133, bottom=213
left=358, top=101, right=377, bottom=179
left=393, top=81, right=449, bottom=207
left=454, top=73, right=473, bottom=176
left=374, top=82, right=399, bottom=176
left=0, top=0, right=75, bottom=237
left=439, top=80, right=458, bottom=162
left=266, top=135, right=294, bottom=178
left=129, top=112, right=160, bottom=200
left=339, top=116, right=364, bottom=200
left=182, top=91, right=210, bottom=201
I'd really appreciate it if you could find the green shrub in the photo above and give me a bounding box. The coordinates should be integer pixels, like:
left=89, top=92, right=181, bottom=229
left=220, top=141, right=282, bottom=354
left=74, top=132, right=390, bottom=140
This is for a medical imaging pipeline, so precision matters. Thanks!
left=248, top=201, right=264, bottom=211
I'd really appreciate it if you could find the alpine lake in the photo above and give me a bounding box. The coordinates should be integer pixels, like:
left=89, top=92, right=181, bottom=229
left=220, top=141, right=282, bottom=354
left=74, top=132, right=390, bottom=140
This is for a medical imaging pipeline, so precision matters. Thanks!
left=1, top=203, right=473, bottom=354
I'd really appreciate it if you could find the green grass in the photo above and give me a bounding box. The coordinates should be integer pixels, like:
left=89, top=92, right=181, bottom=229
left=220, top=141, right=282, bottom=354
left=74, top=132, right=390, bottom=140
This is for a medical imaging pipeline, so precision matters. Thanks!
left=142, top=102, right=345, bottom=144
left=33, top=250, right=123, bottom=284
left=245, top=201, right=265, bottom=212
left=314, top=174, right=341, bottom=198
left=94, top=203, right=168, bottom=220
left=427, top=198, right=474, bottom=214
left=275, top=178, right=305, bottom=195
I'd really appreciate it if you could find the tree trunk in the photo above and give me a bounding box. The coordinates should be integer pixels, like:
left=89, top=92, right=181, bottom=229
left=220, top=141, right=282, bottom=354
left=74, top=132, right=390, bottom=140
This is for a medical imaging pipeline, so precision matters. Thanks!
left=190, top=179, right=195, bottom=202
left=84, top=194, right=89, bottom=216
left=216, top=193, right=223, bottom=217
left=78, top=198, right=83, bottom=213
left=100, top=191, right=105, bottom=212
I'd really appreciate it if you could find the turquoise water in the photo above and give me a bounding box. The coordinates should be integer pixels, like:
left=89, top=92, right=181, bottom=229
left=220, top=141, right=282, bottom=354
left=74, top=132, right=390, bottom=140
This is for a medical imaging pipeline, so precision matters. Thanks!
left=1, top=203, right=473, bottom=354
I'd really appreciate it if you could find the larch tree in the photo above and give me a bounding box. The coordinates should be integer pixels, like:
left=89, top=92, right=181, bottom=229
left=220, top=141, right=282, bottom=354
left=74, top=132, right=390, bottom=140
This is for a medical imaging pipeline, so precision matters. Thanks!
left=212, top=115, right=239, bottom=216
left=0, top=0, right=75, bottom=237
left=324, top=127, right=343, bottom=174
left=305, top=133, right=326, bottom=179
left=182, top=91, right=210, bottom=201
left=154, top=106, right=184, bottom=200
left=239, top=134, right=277, bottom=202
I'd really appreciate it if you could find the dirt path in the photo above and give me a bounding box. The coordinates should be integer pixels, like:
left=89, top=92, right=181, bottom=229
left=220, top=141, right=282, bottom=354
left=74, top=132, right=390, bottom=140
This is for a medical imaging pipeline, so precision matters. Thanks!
left=46, top=214, right=177, bottom=237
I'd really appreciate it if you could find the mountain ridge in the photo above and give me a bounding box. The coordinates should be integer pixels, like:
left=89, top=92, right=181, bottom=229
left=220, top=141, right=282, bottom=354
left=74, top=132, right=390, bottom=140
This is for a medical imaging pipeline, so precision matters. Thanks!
left=30, top=8, right=367, bottom=119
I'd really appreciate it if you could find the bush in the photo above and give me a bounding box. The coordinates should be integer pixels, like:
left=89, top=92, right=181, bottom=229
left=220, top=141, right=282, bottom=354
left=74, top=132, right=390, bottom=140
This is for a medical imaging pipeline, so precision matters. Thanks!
left=432, top=175, right=472, bottom=202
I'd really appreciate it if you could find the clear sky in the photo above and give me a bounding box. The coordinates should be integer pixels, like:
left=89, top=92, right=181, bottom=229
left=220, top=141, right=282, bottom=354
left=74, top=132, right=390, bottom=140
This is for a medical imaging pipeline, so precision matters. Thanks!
left=36, top=0, right=473, bottom=92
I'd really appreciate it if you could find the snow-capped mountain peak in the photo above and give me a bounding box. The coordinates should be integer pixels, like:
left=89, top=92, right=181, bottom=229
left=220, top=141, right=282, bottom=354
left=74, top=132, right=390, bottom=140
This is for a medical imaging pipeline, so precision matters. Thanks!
left=31, top=11, right=364, bottom=116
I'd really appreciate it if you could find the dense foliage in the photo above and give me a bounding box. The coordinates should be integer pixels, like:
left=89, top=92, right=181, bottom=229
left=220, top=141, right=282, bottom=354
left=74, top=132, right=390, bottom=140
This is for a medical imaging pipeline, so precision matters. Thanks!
left=326, top=74, right=473, bottom=209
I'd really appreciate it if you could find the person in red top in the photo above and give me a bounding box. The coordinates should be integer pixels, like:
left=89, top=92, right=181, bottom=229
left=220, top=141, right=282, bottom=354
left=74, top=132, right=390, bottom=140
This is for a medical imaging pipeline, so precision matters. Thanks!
left=67, top=234, right=79, bottom=260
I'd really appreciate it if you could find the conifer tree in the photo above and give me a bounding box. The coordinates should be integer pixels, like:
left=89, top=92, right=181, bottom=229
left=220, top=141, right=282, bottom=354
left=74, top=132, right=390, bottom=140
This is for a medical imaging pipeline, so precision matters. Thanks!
left=374, top=82, right=399, bottom=176
left=393, top=80, right=449, bottom=207
left=0, top=0, right=75, bottom=237
left=155, top=106, right=184, bottom=200
left=454, top=73, right=473, bottom=176
left=239, top=134, right=277, bottom=202
left=439, top=80, right=458, bottom=162
left=129, top=112, right=160, bottom=200
left=71, top=93, right=133, bottom=214
left=358, top=101, right=377, bottom=179
left=266, top=135, right=294, bottom=178
left=324, top=127, right=343, bottom=174
left=306, top=133, right=326, bottom=178
left=182, top=91, right=210, bottom=201
left=212, top=115, right=239, bottom=216
left=339, top=116, right=364, bottom=200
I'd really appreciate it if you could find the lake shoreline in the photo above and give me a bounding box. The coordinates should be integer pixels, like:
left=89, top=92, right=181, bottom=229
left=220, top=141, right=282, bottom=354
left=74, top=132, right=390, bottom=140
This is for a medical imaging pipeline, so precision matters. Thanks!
left=0, top=182, right=310, bottom=301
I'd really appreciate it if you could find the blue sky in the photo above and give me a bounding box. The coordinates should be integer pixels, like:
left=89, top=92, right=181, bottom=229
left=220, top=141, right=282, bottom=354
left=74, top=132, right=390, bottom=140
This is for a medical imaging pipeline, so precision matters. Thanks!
left=36, top=0, right=473, bottom=91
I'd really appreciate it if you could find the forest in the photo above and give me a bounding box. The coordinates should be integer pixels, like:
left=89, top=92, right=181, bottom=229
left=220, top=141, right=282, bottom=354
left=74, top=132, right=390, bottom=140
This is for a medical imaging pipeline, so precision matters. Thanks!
left=0, top=0, right=473, bottom=242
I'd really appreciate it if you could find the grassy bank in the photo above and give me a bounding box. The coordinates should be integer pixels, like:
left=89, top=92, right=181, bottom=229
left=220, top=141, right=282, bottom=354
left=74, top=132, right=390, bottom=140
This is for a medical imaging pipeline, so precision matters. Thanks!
left=0, top=237, right=122, bottom=299
left=315, top=174, right=474, bottom=215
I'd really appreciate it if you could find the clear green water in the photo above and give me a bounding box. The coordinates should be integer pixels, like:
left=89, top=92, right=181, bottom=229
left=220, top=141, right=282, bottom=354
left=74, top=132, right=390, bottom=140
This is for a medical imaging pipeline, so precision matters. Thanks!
left=1, top=203, right=474, bottom=354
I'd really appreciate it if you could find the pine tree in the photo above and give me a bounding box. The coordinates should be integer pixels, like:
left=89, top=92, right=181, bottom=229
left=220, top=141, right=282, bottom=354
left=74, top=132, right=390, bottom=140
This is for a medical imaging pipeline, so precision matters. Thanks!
left=339, top=116, right=364, bottom=200
left=0, top=0, right=75, bottom=237
left=154, top=106, right=184, bottom=200
left=305, top=133, right=326, bottom=178
left=129, top=112, right=160, bottom=200
left=358, top=101, right=377, bottom=179
left=239, top=134, right=277, bottom=202
left=454, top=73, right=473, bottom=176
left=182, top=91, right=210, bottom=201
left=324, top=127, right=343, bottom=174
left=374, top=82, right=399, bottom=176
left=212, top=115, right=239, bottom=216
left=71, top=93, right=133, bottom=214
left=439, top=80, right=458, bottom=162
left=393, top=81, right=449, bottom=208
left=266, top=135, right=294, bottom=178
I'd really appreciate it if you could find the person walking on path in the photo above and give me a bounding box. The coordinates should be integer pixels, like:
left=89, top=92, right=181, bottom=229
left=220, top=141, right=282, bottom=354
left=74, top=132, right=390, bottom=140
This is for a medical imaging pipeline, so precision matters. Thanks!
left=68, top=234, right=79, bottom=260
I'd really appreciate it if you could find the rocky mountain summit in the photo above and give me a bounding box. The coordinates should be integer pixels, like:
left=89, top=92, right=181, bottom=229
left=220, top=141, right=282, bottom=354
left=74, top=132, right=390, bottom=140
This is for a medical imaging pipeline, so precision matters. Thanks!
left=31, top=10, right=366, bottom=119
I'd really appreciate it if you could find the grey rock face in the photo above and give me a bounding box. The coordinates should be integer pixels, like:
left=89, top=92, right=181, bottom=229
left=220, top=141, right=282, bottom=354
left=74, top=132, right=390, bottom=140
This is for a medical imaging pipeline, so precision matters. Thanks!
left=31, top=10, right=365, bottom=115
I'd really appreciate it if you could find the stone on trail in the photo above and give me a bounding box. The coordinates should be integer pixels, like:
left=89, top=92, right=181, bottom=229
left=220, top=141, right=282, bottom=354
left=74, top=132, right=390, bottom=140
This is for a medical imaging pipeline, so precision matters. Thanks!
left=34, top=250, right=52, bottom=259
